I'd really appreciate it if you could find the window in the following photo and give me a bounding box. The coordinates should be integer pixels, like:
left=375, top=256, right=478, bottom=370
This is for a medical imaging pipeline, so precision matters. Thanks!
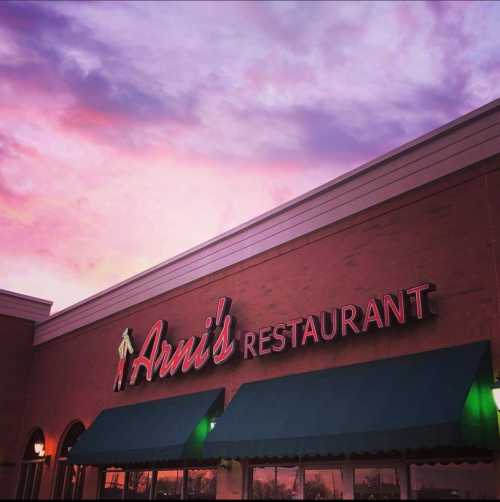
left=354, top=468, right=400, bottom=500
left=251, top=466, right=300, bottom=500
left=100, top=468, right=217, bottom=500
left=155, top=470, right=183, bottom=500
left=127, top=471, right=153, bottom=499
left=54, top=463, right=85, bottom=500
left=185, top=469, right=217, bottom=500
left=304, top=468, right=343, bottom=500
left=101, top=470, right=125, bottom=500
left=53, top=422, right=86, bottom=499
left=252, top=466, right=275, bottom=499
left=16, top=428, right=46, bottom=500
left=248, top=460, right=496, bottom=500
left=410, top=462, right=496, bottom=499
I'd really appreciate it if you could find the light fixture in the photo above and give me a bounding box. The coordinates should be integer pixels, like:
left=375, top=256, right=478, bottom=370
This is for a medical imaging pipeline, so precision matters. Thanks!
left=209, top=419, right=216, bottom=431
left=492, top=379, right=500, bottom=411
left=34, top=442, right=44, bottom=457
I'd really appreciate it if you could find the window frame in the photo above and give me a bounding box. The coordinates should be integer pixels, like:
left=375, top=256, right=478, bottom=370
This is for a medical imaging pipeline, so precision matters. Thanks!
left=184, top=467, right=218, bottom=500
left=155, top=468, right=185, bottom=500
left=247, top=460, right=409, bottom=500
left=16, top=458, right=45, bottom=500
left=246, top=455, right=494, bottom=500
left=352, top=463, right=404, bottom=500
left=98, top=466, right=218, bottom=500
left=303, top=465, right=344, bottom=500
left=99, top=469, right=126, bottom=500
left=125, top=469, right=155, bottom=499
left=52, top=421, right=86, bottom=500
left=16, top=428, right=47, bottom=501
left=408, top=460, right=497, bottom=500
left=53, top=456, right=86, bottom=500
left=248, top=463, right=302, bottom=500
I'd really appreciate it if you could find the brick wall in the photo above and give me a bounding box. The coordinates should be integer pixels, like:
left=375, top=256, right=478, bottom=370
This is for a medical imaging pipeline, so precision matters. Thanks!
left=0, top=314, right=35, bottom=498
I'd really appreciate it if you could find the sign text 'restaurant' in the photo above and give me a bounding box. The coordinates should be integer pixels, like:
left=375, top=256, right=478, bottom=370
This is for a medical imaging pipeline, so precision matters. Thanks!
left=113, top=283, right=435, bottom=392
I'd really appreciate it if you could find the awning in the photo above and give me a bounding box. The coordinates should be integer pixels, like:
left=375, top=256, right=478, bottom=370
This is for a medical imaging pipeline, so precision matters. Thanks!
left=69, top=388, right=224, bottom=466
left=204, top=342, right=498, bottom=459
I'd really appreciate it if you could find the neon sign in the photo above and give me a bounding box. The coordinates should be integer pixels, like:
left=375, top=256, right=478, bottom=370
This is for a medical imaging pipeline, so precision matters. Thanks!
left=113, top=283, right=435, bottom=392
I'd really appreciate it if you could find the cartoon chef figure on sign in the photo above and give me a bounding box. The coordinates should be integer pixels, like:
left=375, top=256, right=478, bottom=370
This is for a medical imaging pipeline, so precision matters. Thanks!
left=113, top=328, right=135, bottom=392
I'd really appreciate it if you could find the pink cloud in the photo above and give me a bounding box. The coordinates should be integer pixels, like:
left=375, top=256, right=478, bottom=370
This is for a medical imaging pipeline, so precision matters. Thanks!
left=0, top=0, right=499, bottom=310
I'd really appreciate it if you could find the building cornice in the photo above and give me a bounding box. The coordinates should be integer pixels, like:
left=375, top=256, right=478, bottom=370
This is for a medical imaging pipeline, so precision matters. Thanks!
left=0, top=289, right=52, bottom=323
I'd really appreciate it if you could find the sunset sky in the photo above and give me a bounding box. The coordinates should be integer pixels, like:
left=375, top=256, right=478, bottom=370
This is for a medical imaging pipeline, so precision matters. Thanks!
left=1, top=0, right=499, bottom=312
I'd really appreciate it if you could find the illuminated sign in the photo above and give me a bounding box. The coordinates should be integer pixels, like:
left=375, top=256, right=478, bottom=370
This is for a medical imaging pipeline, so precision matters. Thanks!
left=113, top=283, right=435, bottom=392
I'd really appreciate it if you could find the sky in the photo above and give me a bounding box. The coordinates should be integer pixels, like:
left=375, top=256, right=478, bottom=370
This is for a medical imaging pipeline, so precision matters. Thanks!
left=1, top=0, right=499, bottom=313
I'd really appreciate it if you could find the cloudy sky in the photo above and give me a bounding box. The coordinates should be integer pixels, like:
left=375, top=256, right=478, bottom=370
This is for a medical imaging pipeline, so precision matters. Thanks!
left=1, top=0, right=499, bottom=312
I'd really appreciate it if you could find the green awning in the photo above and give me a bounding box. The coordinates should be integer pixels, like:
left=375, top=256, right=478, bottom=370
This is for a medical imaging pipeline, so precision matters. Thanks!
left=69, top=388, right=224, bottom=466
left=204, top=342, right=498, bottom=459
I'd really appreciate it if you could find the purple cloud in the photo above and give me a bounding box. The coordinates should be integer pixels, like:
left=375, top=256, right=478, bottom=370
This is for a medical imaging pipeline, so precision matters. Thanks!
left=0, top=1, right=199, bottom=133
left=299, top=108, right=403, bottom=163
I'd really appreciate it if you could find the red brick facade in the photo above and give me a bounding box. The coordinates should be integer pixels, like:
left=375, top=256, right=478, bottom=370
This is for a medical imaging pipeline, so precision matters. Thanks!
left=0, top=315, right=35, bottom=498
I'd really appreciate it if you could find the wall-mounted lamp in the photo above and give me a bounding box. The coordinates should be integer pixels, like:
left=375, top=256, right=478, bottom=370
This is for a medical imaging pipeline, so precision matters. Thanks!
left=34, top=442, right=44, bottom=457
left=209, top=419, right=217, bottom=431
left=492, top=378, right=500, bottom=411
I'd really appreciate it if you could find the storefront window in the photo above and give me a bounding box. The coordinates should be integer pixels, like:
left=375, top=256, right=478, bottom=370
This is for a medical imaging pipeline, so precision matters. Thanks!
left=101, top=470, right=125, bottom=499
left=304, top=468, right=343, bottom=500
left=53, top=422, right=86, bottom=499
left=185, top=469, right=217, bottom=500
left=354, top=468, right=400, bottom=500
left=127, top=471, right=153, bottom=499
left=16, top=462, right=43, bottom=500
left=99, top=467, right=217, bottom=500
left=251, top=466, right=300, bottom=500
left=54, top=462, right=85, bottom=499
left=16, top=428, right=46, bottom=500
left=252, top=467, right=275, bottom=499
left=410, top=462, right=496, bottom=499
left=155, top=470, right=183, bottom=500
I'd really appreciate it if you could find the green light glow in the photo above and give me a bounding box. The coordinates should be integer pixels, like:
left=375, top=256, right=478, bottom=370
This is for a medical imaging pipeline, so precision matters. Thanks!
left=183, top=416, right=211, bottom=459
left=462, top=374, right=498, bottom=446
left=191, top=416, right=210, bottom=444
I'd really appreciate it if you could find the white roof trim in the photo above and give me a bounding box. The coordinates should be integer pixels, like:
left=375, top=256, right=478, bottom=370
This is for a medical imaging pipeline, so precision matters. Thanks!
left=33, top=98, right=500, bottom=345
left=0, top=289, right=52, bottom=322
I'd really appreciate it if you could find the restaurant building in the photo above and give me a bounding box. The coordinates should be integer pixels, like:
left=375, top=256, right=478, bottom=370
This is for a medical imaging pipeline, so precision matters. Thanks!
left=1, top=98, right=500, bottom=500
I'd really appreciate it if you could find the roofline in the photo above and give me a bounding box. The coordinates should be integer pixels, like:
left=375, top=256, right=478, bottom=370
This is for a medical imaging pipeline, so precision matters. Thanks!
left=0, top=289, right=53, bottom=306
left=35, top=98, right=500, bottom=344
left=0, top=288, right=53, bottom=322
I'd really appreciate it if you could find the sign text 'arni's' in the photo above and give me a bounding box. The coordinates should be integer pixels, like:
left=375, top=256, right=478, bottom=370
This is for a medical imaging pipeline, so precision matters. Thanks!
left=113, top=283, right=436, bottom=392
